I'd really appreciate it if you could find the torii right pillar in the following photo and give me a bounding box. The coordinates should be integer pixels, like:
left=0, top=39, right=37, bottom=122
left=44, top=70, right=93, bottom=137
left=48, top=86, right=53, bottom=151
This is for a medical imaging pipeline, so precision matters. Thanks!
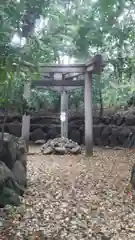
left=84, top=54, right=103, bottom=156
left=84, top=71, right=93, bottom=156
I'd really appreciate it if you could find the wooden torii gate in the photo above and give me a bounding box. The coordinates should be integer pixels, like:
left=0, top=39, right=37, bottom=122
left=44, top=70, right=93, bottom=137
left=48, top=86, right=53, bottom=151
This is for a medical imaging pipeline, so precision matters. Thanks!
left=22, top=55, right=104, bottom=156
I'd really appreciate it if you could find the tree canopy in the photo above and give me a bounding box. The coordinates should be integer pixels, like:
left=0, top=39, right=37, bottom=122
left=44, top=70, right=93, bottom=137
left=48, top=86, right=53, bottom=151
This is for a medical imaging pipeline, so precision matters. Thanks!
left=0, top=0, right=135, bottom=113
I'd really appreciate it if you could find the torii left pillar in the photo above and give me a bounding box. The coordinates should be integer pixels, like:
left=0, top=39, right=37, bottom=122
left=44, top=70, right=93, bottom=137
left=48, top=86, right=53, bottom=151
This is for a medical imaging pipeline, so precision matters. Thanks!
left=22, top=82, right=31, bottom=147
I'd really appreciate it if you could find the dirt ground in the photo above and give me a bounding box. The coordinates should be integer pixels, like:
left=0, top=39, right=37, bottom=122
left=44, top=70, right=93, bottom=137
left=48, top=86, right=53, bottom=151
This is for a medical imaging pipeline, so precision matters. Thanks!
left=1, top=147, right=135, bottom=240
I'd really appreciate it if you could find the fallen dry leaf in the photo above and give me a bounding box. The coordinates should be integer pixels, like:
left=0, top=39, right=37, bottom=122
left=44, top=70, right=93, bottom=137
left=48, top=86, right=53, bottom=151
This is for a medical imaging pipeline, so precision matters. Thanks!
left=1, top=146, right=135, bottom=239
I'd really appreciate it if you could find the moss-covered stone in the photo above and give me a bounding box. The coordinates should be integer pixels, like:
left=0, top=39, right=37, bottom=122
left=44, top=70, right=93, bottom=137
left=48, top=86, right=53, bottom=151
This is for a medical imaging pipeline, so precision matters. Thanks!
left=0, top=187, right=20, bottom=206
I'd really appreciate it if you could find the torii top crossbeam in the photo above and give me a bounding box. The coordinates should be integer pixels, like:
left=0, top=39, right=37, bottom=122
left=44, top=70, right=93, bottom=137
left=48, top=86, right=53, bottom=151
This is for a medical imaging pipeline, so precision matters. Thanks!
left=38, top=55, right=104, bottom=74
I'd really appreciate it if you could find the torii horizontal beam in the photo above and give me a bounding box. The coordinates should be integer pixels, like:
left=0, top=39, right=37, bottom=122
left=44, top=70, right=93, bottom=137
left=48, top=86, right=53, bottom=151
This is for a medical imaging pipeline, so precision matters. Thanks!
left=31, top=79, right=84, bottom=87
left=39, top=64, right=85, bottom=73
left=34, top=86, right=82, bottom=92
left=39, top=55, right=104, bottom=74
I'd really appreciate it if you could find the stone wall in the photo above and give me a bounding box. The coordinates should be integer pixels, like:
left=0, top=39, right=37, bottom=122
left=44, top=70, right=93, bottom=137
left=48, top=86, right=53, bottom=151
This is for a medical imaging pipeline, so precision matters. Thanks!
left=0, top=133, right=27, bottom=207
left=0, top=114, right=135, bottom=147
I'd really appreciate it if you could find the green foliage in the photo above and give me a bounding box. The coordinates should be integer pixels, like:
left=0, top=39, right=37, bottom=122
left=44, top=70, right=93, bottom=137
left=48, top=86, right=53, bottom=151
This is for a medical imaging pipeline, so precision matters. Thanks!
left=0, top=0, right=50, bottom=114
left=69, top=89, right=84, bottom=109
left=1, top=0, right=135, bottom=114
left=29, top=89, right=60, bottom=112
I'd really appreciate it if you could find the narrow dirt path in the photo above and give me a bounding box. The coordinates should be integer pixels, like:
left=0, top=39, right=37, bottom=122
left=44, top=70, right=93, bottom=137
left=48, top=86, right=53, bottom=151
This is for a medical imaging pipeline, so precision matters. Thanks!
left=1, top=148, right=135, bottom=239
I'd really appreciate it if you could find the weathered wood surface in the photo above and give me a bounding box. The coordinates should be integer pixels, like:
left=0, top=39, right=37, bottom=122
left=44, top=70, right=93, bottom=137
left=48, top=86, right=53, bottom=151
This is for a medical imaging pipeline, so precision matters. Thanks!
left=31, top=79, right=84, bottom=87
left=39, top=55, right=104, bottom=74
left=60, top=90, right=68, bottom=138
left=84, top=72, right=93, bottom=156
left=39, top=64, right=85, bottom=73
left=22, top=82, right=31, bottom=141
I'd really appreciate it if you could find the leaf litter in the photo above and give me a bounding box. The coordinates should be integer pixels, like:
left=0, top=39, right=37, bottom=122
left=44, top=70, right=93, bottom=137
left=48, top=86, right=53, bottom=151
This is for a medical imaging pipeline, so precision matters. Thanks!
left=0, top=147, right=135, bottom=239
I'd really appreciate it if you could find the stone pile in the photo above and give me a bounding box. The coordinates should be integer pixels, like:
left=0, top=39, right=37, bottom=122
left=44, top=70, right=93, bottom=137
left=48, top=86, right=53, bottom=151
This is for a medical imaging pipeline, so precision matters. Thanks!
left=41, top=137, right=81, bottom=155
left=0, top=133, right=27, bottom=207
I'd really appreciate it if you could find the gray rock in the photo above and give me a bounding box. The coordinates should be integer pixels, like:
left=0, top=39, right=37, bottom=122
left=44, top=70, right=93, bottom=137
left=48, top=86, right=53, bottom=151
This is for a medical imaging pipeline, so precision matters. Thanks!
left=0, top=187, right=20, bottom=207
left=54, top=147, right=66, bottom=154
left=42, top=147, right=53, bottom=155
left=35, top=139, right=46, bottom=145
left=110, top=127, right=119, bottom=146
left=65, top=143, right=75, bottom=149
left=0, top=161, right=24, bottom=197
left=0, top=133, right=17, bottom=170
left=125, top=115, right=135, bottom=126
left=19, top=154, right=27, bottom=170
left=0, top=134, right=27, bottom=207
left=12, top=161, right=27, bottom=188
left=69, top=146, right=81, bottom=154
left=101, top=126, right=112, bottom=145
left=47, top=127, right=58, bottom=139
left=8, top=123, right=21, bottom=137
left=69, top=129, right=81, bottom=144
left=16, top=137, right=27, bottom=170
left=17, top=137, right=27, bottom=155
left=0, top=161, right=13, bottom=183
left=30, top=128, right=46, bottom=141
left=118, top=126, right=131, bottom=146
